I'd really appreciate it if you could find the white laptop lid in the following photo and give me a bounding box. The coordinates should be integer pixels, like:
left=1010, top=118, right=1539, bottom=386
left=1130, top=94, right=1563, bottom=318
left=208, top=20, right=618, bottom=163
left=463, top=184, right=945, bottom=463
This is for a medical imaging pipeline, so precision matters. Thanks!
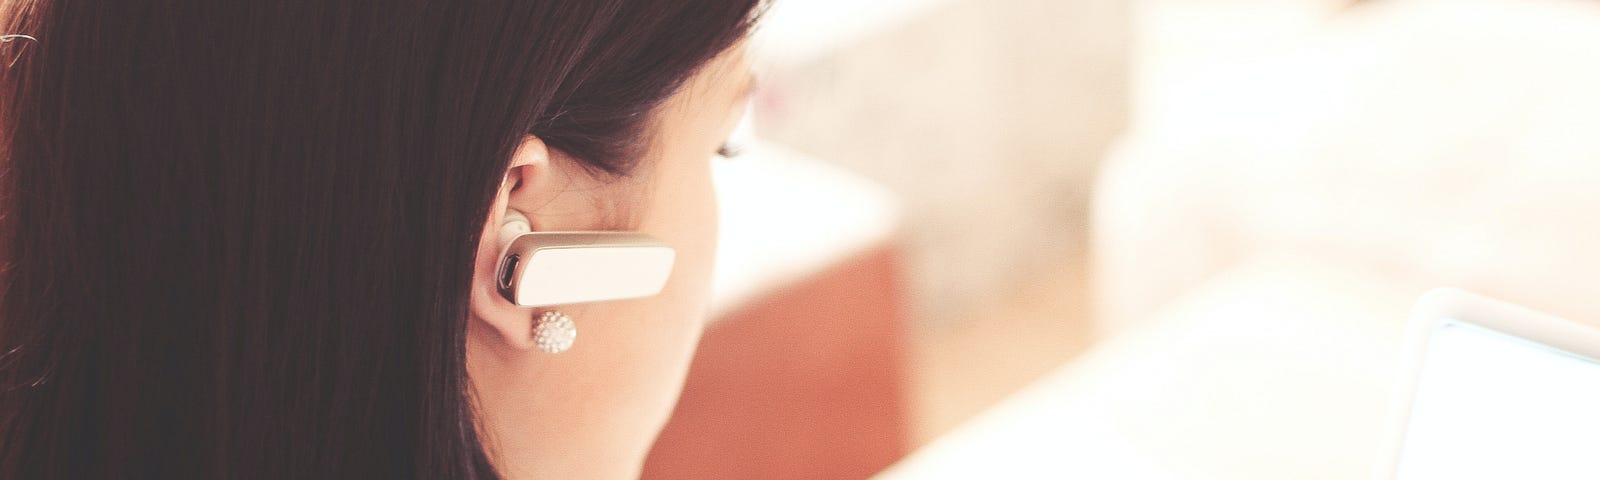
left=1378, top=289, right=1600, bottom=479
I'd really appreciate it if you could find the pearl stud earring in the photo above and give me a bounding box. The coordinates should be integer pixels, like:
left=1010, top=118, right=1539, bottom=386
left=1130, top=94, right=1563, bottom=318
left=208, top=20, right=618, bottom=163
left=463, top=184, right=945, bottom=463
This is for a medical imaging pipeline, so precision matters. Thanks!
left=532, top=310, right=577, bottom=354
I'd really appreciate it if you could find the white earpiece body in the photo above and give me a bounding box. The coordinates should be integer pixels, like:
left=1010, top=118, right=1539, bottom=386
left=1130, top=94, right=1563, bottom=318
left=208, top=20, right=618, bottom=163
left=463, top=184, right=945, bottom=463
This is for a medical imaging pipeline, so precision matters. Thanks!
left=496, top=211, right=677, bottom=307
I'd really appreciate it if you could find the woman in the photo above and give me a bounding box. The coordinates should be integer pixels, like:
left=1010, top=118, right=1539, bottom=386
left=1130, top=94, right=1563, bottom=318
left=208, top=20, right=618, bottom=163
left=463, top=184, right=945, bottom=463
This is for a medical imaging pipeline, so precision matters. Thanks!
left=0, top=0, right=763, bottom=478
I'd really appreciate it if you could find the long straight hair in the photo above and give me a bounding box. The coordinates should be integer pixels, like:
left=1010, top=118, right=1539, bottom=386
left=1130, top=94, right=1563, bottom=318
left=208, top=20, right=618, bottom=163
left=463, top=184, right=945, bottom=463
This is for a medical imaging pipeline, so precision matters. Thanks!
left=0, top=1, right=760, bottom=477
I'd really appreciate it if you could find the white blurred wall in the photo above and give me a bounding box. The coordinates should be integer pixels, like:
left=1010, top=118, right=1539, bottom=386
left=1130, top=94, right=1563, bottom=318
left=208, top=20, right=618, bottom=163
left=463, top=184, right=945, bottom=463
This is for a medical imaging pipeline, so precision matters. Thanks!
left=1133, top=0, right=1353, bottom=121
left=750, top=0, right=1131, bottom=326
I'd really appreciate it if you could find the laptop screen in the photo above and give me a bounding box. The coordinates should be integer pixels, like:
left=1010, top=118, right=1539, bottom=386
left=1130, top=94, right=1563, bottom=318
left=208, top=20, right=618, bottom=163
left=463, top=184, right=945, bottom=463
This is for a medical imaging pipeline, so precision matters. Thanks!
left=1395, top=320, right=1600, bottom=479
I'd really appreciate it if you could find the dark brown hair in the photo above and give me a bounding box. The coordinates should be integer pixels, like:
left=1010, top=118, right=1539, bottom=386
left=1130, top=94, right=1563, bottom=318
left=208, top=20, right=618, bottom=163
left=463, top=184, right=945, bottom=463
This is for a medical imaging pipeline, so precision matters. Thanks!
left=0, top=0, right=760, bottom=477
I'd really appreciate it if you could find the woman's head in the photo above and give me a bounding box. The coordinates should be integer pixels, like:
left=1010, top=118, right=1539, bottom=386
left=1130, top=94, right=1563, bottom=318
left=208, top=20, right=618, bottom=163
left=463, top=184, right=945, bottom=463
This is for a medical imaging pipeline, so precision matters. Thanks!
left=0, top=0, right=761, bottom=478
left=466, top=31, right=756, bottom=480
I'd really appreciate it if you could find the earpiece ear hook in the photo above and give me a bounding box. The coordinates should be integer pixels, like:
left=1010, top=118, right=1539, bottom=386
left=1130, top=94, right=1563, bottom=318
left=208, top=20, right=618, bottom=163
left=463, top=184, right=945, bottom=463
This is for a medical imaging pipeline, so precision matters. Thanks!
left=1, top=34, right=38, bottom=69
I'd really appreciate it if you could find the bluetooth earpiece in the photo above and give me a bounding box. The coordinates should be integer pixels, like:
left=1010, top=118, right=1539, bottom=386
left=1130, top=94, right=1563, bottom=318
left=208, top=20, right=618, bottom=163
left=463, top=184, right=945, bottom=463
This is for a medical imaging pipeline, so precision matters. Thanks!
left=495, top=210, right=677, bottom=308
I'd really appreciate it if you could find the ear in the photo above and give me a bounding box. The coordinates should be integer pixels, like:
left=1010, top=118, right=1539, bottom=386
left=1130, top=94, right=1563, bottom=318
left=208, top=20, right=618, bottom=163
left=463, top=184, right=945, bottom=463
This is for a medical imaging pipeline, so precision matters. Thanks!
left=469, top=135, right=556, bottom=350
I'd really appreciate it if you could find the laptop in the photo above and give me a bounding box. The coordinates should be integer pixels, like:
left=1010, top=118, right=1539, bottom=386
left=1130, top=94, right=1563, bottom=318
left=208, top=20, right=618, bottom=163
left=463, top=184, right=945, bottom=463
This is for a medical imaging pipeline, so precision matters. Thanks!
left=1377, top=289, right=1600, bottom=479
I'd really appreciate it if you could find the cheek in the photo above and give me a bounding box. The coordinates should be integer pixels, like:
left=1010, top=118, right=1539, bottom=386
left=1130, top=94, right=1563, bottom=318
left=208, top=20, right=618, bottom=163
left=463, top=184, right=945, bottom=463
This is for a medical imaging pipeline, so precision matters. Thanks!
left=643, top=155, right=719, bottom=325
left=611, top=155, right=716, bottom=433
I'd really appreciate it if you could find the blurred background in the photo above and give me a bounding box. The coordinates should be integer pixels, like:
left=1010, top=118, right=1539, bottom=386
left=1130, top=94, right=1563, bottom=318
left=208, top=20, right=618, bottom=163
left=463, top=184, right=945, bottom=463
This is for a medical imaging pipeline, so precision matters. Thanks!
left=644, top=0, right=1600, bottom=478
